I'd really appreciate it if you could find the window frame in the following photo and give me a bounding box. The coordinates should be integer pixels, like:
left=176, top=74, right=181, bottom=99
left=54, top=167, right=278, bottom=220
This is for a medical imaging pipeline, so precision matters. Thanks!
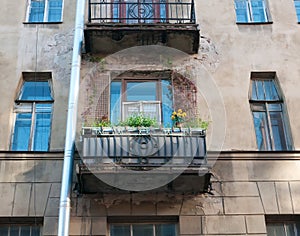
left=26, top=0, right=64, bottom=23
left=234, top=0, right=270, bottom=23
left=108, top=216, right=179, bottom=236
left=110, top=76, right=174, bottom=126
left=0, top=217, right=43, bottom=236
left=11, top=73, right=54, bottom=151
left=249, top=72, right=293, bottom=151
left=266, top=215, right=300, bottom=236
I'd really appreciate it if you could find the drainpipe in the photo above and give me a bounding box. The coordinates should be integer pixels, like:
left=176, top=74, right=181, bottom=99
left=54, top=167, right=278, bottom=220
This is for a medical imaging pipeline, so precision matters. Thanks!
left=58, top=0, right=85, bottom=235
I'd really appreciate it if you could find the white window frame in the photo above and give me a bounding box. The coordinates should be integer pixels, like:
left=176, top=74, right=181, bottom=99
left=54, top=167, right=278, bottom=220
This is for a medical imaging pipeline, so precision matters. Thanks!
left=122, top=101, right=162, bottom=124
left=235, top=0, right=269, bottom=23
left=109, top=222, right=178, bottom=236
left=26, top=0, right=64, bottom=23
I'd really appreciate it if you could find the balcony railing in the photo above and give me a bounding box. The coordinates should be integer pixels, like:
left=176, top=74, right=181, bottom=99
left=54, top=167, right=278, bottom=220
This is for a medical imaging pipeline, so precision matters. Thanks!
left=81, top=127, right=206, bottom=168
left=88, top=0, right=196, bottom=24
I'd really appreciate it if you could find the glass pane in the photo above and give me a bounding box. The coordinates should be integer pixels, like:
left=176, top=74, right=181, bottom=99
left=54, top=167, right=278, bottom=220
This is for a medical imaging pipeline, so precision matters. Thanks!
left=235, top=0, right=248, bottom=22
left=160, top=0, right=167, bottom=22
left=33, top=104, right=52, bottom=151
left=285, top=223, right=296, bottom=236
left=296, top=222, right=300, bottom=235
left=29, top=0, right=45, bottom=22
left=270, top=111, right=287, bottom=151
left=110, top=81, right=122, bottom=125
left=110, top=225, right=130, bottom=236
left=20, top=81, right=52, bottom=101
left=156, top=224, right=177, bottom=236
left=267, top=224, right=285, bottom=236
left=126, top=82, right=157, bottom=101
left=133, top=224, right=153, bottom=236
left=10, top=226, right=19, bottom=236
left=253, top=111, right=270, bottom=151
left=0, top=227, right=8, bottom=235
left=295, top=1, right=300, bottom=22
left=251, top=0, right=267, bottom=22
left=264, top=80, right=280, bottom=100
left=31, top=226, right=41, bottom=236
left=162, top=80, right=173, bottom=127
left=20, top=226, right=31, bottom=235
left=48, top=0, right=62, bottom=22
left=12, top=113, right=32, bottom=151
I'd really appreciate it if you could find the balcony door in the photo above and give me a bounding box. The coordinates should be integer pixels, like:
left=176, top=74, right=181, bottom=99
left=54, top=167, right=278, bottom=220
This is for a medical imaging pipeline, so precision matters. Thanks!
left=110, top=79, right=173, bottom=127
left=113, top=0, right=167, bottom=23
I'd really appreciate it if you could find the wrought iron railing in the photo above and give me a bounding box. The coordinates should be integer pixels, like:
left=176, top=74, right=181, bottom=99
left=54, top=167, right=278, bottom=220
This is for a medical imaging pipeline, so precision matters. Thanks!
left=88, top=0, right=196, bottom=24
left=81, top=127, right=206, bottom=167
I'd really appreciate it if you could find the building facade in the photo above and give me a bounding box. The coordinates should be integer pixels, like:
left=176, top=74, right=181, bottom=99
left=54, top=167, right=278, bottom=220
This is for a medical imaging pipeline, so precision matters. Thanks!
left=0, top=0, right=300, bottom=235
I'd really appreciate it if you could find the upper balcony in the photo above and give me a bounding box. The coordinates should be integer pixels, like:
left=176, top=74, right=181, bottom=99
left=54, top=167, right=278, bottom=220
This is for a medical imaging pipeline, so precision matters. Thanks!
left=84, top=0, right=199, bottom=55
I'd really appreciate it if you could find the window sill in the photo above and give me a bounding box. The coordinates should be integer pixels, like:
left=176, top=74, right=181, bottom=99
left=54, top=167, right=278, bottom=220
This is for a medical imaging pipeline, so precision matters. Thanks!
left=236, top=21, right=273, bottom=25
left=23, top=21, right=63, bottom=25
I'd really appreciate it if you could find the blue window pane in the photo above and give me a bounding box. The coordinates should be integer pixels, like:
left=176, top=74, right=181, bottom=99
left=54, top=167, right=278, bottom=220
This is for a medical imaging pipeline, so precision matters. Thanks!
left=0, top=227, right=8, bottom=235
left=12, top=113, right=32, bottom=151
left=251, top=0, right=267, bottom=22
left=126, top=82, right=157, bottom=101
left=33, top=104, right=52, bottom=151
left=110, top=225, right=130, bottom=236
left=270, top=111, right=287, bottom=150
left=9, top=226, right=19, bottom=236
left=253, top=111, right=270, bottom=151
left=29, top=0, right=45, bottom=22
left=266, top=224, right=285, bottom=236
left=20, top=226, right=30, bottom=235
left=160, top=0, right=167, bottom=22
left=20, top=81, right=52, bottom=101
left=133, top=224, right=153, bottom=236
left=156, top=224, right=177, bottom=236
left=162, top=80, right=173, bottom=127
left=31, top=226, right=41, bottom=236
left=110, top=82, right=122, bottom=125
left=264, top=80, right=280, bottom=100
left=294, top=1, right=300, bottom=22
left=256, top=81, right=265, bottom=100
left=235, top=0, right=248, bottom=22
left=48, top=0, right=62, bottom=22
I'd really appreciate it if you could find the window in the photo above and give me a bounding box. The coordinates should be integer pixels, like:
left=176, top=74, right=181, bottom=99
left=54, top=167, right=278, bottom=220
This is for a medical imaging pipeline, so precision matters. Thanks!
left=266, top=215, right=300, bottom=236
left=249, top=72, right=292, bottom=151
left=110, top=223, right=178, bottom=236
left=234, top=0, right=270, bottom=23
left=0, top=225, right=41, bottom=236
left=11, top=73, right=53, bottom=151
left=110, top=78, right=173, bottom=127
left=112, top=0, right=167, bottom=23
left=27, top=0, right=63, bottom=23
left=0, top=218, right=43, bottom=236
left=295, top=0, right=300, bottom=22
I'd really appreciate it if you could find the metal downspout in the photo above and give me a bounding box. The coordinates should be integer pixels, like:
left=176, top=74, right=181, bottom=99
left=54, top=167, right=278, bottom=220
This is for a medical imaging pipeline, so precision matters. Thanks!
left=58, top=0, right=85, bottom=235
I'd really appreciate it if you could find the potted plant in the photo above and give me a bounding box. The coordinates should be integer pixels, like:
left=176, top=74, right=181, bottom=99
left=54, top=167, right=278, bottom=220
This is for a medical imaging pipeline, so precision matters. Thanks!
left=118, top=113, right=158, bottom=133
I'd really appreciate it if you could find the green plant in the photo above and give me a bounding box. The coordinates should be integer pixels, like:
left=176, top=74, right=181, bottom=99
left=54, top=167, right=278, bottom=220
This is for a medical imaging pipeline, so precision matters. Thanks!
left=119, top=113, right=158, bottom=127
left=185, top=117, right=210, bottom=130
left=89, top=115, right=111, bottom=127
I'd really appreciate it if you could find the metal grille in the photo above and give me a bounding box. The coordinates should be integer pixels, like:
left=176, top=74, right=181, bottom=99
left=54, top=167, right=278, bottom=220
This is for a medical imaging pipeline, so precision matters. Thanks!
left=82, top=132, right=206, bottom=165
left=88, top=0, right=196, bottom=24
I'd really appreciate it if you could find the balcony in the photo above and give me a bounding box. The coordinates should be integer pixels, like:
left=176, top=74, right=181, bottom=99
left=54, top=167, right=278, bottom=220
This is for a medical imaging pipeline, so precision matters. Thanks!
left=84, top=0, right=200, bottom=55
left=76, top=127, right=210, bottom=193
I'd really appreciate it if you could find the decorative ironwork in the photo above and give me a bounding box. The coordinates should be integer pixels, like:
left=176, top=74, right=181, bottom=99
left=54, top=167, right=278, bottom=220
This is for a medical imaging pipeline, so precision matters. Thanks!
left=88, top=0, right=196, bottom=24
left=128, top=3, right=154, bottom=19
